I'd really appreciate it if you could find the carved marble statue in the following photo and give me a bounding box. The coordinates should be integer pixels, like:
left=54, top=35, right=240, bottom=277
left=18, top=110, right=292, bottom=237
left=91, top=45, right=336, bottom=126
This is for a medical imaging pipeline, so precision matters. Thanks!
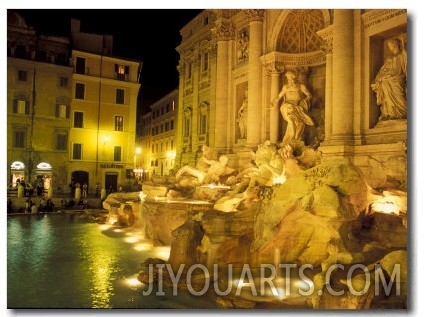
left=236, top=89, right=248, bottom=139
left=371, top=38, right=407, bottom=121
left=176, top=154, right=234, bottom=185
left=272, top=71, right=314, bottom=144
left=238, top=141, right=285, bottom=187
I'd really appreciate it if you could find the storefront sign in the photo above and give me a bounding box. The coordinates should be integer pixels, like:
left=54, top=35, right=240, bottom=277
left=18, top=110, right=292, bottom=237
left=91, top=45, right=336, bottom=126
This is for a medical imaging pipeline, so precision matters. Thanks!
left=100, top=164, right=124, bottom=169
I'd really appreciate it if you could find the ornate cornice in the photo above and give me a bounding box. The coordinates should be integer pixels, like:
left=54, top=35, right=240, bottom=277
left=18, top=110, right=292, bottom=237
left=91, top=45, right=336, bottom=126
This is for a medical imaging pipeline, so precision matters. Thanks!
left=244, top=9, right=265, bottom=22
left=261, top=51, right=325, bottom=71
left=211, top=18, right=235, bottom=41
left=317, top=25, right=333, bottom=54
left=361, top=9, right=407, bottom=29
left=262, top=60, right=285, bottom=76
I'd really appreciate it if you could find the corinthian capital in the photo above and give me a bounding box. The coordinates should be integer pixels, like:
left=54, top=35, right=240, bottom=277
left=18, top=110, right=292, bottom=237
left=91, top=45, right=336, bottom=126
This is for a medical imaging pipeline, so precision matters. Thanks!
left=317, top=25, right=333, bottom=54
left=264, top=61, right=285, bottom=75
left=244, top=9, right=265, bottom=22
left=211, top=18, right=235, bottom=41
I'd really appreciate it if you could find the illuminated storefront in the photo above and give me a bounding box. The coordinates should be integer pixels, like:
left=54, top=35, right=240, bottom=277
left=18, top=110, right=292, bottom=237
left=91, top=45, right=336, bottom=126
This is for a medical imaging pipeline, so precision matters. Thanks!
left=35, top=162, right=53, bottom=191
left=9, top=161, right=26, bottom=186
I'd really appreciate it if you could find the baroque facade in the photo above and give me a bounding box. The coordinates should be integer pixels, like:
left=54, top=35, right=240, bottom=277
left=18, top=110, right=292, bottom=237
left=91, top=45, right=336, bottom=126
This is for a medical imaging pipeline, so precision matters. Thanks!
left=175, top=9, right=407, bottom=189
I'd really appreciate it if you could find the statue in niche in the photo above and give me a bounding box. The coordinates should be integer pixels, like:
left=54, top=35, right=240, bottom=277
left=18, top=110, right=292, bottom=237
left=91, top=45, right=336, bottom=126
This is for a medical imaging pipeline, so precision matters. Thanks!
left=236, top=89, right=248, bottom=139
left=371, top=37, right=407, bottom=121
left=271, top=70, right=314, bottom=145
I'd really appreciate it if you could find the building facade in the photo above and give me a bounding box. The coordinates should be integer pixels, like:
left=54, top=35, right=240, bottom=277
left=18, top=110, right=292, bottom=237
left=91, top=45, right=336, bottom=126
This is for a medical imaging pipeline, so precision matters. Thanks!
left=7, top=12, right=142, bottom=195
left=69, top=49, right=141, bottom=193
left=176, top=9, right=407, bottom=190
left=7, top=11, right=72, bottom=192
left=137, top=90, right=178, bottom=178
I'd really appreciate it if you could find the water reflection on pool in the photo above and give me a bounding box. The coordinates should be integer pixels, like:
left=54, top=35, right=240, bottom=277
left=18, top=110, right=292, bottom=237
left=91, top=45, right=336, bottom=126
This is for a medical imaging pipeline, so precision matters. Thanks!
left=7, top=213, right=217, bottom=309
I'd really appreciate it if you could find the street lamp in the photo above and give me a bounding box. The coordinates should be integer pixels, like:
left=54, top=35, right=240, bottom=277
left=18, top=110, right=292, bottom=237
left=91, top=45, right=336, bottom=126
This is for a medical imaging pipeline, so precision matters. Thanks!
left=166, top=150, right=176, bottom=174
left=103, top=136, right=110, bottom=145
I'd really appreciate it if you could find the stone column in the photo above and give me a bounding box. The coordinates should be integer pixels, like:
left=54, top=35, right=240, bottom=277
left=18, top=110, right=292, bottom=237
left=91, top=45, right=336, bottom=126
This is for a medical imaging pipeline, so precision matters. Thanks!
left=175, top=60, right=185, bottom=167
left=245, top=10, right=264, bottom=146
left=265, top=61, right=284, bottom=144
left=212, top=19, right=234, bottom=151
left=317, top=25, right=334, bottom=141
left=190, top=50, right=200, bottom=155
left=331, top=10, right=354, bottom=142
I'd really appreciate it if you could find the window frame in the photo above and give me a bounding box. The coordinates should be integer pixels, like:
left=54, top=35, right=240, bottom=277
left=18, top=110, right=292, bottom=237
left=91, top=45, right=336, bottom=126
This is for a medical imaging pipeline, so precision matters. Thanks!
left=73, top=111, right=84, bottom=128
left=113, top=146, right=122, bottom=162
left=75, top=83, right=85, bottom=100
left=114, top=115, right=124, bottom=131
left=116, top=88, right=125, bottom=104
left=18, top=70, right=27, bottom=82
left=13, top=130, right=26, bottom=148
left=72, top=143, right=82, bottom=160
left=56, top=133, right=68, bottom=151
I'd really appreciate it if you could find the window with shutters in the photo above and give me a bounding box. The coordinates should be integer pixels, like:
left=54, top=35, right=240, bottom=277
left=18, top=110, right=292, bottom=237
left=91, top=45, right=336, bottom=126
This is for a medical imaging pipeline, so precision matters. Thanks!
left=59, top=76, right=69, bottom=88
left=56, top=104, right=68, bottom=118
left=115, top=116, right=124, bottom=131
left=56, top=133, right=68, bottom=150
left=14, top=130, right=26, bottom=148
left=115, top=64, right=129, bottom=81
left=114, top=146, right=122, bottom=162
left=116, top=89, right=125, bottom=104
left=14, top=100, right=28, bottom=114
left=76, top=57, right=86, bottom=74
left=18, top=70, right=27, bottom=82
left=73, top=143, right=82, bottom=160
left=13, top=92, right=30, bottom=115
left=74, top=112, right=84, bottom=128
left=75, top=83, right=85, bottom=99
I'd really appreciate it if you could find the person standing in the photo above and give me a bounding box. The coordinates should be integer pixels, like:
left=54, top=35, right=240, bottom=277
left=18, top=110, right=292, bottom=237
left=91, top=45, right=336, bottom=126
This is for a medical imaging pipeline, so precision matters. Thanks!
left=82, top=183, right=88, bottom=198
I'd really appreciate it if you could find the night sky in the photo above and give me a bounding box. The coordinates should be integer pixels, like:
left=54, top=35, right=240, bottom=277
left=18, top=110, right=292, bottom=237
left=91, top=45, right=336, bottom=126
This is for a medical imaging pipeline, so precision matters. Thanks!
left=13, top=9, right=204, bottom=115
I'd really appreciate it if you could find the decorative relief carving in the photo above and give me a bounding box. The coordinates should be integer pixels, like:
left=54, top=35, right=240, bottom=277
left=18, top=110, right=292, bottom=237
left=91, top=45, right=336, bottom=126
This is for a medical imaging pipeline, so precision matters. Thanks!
left=199, top=80, right=210, bottom=90
left=211, top=18, right=235, bottom=41
left=200, top=39, right=217, bottom=56
left=261, top=51, right=325, bottom=69
left=244, top=9, right=265, bottom=22
left=237, top=28, right=249, bottom=64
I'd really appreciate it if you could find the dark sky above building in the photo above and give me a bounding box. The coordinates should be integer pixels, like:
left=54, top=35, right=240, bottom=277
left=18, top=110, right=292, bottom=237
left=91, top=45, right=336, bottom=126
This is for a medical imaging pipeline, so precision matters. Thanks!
left=14, top=9, right=204, bottom=114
